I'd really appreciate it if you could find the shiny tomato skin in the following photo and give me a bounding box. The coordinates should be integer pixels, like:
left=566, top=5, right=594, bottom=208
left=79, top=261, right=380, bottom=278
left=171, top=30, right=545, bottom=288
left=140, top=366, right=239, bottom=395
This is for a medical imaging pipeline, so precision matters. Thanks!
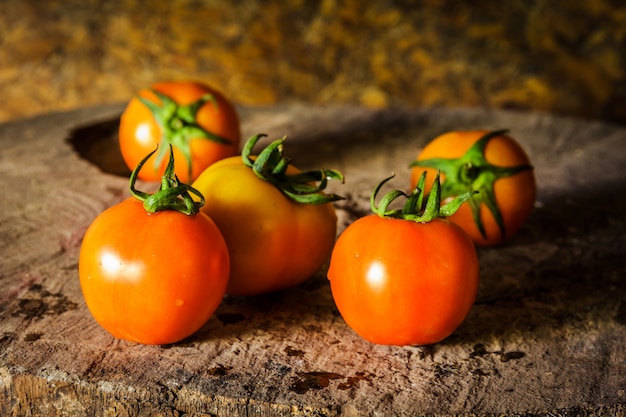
left=410, top=130, right=536, bottom=246
left=119, top=81, right=241, bottom=183
left=79, top=198, right=230, bottom=345
left=192, top=157, right=338, bottom=296
left=327, top=215, right=479, bottom=346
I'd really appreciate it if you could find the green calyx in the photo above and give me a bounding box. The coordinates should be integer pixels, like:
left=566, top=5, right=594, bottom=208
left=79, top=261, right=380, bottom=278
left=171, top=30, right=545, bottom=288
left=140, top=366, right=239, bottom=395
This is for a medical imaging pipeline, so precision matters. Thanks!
left=409, top=129, right=533, bottom=238
left=130, top=145, right=205, bottom=215
left=241, top=134, right=345, bottom=205
left=371, top=171, right=478, bottom=222
left=139, top=89, right=231, bottom=179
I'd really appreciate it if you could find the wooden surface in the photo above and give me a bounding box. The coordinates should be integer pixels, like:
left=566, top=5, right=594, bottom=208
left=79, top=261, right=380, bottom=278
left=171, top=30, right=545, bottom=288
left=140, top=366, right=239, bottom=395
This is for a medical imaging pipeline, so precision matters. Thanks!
left=1, top=104, right=625, bottom=416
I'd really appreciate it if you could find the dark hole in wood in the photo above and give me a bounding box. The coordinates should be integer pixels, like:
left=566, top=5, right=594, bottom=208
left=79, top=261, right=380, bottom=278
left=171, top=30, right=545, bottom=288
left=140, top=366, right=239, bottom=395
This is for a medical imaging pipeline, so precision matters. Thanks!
left=66, top=117, right=131, bottom=177
left=289, top=371, right=344, bottom=394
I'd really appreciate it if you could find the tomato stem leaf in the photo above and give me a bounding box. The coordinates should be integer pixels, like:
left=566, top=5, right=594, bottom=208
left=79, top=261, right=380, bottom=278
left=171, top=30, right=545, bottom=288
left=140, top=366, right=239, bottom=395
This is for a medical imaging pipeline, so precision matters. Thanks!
left=130, top=145, right=205, bottom=215
left=241, top=134, right=345, bottom=205
left=138, top=89, right=232, bottom=181
left=371, top=171, right=478, bottom=222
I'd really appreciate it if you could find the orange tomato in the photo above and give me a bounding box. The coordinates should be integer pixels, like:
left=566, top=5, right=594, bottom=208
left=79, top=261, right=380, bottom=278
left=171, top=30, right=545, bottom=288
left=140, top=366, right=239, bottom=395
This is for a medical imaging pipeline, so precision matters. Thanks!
left=79, top=199, right=229, bottom=345
left=410, top=130, right=536, bottom=246
left=328, top=174, right=479, bottom=346
left=79, top=147, right=230, bottom=345
left=328, top=215, right=479, bottom=346
left=119, top=80, right=241, bottom=183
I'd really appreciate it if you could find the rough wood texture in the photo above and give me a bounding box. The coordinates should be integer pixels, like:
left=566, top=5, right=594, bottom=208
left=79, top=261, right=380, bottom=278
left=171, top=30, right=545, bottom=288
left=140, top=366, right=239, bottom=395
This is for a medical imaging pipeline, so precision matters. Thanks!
left=1, top=104, right=625, bottom=416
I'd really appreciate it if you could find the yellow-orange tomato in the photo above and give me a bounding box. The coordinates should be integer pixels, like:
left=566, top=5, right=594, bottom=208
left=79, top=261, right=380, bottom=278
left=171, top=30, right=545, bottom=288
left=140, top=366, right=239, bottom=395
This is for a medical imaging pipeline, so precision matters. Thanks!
left=119, top=80, right=241, bottom=183
left=410, top=130, right=536, bottom=246
left=192, top=156, right=338, bottom=296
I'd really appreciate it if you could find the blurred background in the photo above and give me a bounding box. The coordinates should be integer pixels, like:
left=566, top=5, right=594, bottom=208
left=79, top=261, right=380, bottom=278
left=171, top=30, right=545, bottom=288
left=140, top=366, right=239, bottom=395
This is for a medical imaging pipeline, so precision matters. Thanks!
left=1, top=0, right=625, bottom=125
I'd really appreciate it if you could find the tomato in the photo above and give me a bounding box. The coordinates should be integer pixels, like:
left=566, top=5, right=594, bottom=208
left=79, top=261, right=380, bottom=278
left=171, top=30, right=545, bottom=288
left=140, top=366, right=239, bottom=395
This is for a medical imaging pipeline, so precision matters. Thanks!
left=79, top=148, right=229, bottom=345
left=327, top=174, right=479, bottom=346
left=192, top=134, right=344, bottom=296
left=410, top=130, right=536, bottom=246
left=119, top=80, right=241, bottom=183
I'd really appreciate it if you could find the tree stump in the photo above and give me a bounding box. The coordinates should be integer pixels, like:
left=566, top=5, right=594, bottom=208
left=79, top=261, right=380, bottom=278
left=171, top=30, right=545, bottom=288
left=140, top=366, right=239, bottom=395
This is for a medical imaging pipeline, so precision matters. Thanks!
left=1, top=104, right=625, bottom=416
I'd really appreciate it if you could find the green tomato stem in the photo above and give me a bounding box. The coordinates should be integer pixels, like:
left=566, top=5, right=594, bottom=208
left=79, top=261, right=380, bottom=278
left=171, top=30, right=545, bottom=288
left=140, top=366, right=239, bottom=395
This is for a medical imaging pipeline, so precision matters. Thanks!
left=371, top=172, right=478, bottom=222
left=129, top=145, right=205, bottom=215
left=138, top=89, right=232, bottom=180
left=241, top=134, right=345, bottom=205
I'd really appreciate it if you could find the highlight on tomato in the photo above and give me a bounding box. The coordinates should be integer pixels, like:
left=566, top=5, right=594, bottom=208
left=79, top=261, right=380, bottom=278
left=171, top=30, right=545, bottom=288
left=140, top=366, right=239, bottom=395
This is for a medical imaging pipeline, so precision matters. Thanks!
left=192, top=134, right=344, bottom=296
left=327, top=172, right=479, bottom=346
left=79, top=147, right=230, bottom=345
left=118, top=80, right=241, bottom=183
left=409, top=129, right=536, bottom=246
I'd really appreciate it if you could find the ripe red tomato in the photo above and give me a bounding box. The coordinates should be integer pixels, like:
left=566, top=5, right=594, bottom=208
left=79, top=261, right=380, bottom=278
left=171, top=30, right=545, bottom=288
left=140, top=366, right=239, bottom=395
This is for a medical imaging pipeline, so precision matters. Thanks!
left=79, top=149, right=230, bottom=345
left=119, top=80, right=241, bottom=183
left=327, top=174, right=479, bottom=346
left=410, top=130, right=536, bottom=246
left=192, top=134, right=343, bottom=296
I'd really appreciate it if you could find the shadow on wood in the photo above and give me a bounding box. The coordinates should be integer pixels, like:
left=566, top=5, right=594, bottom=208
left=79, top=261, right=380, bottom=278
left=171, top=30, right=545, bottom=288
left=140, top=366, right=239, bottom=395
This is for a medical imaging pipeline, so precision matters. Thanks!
left=67, top=117, right=131, bottom=177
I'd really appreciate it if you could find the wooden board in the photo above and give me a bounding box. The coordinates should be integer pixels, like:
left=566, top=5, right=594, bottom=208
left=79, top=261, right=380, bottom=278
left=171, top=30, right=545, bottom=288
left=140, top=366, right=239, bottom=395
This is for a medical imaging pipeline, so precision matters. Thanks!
left=1, top=104, right=625, bottom=417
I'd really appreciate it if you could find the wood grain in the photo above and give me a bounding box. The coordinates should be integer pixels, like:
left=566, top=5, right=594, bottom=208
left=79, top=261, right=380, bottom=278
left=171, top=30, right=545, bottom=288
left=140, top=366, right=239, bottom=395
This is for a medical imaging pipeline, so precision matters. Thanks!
left=1, top=104, right=625, bottom=416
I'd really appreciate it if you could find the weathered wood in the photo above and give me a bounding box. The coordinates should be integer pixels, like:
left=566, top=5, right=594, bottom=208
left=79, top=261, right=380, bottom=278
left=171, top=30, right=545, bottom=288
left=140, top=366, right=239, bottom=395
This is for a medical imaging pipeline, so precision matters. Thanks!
left=1, top=104, right=625, bottom=416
